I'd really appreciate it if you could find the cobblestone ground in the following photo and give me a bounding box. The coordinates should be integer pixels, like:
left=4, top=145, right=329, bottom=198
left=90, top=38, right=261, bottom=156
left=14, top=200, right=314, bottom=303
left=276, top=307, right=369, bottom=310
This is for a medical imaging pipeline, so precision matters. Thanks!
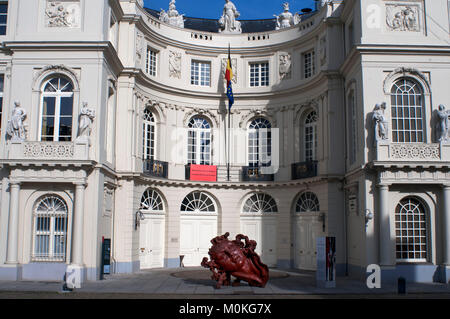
left=0, top=267, right=449, bottom=299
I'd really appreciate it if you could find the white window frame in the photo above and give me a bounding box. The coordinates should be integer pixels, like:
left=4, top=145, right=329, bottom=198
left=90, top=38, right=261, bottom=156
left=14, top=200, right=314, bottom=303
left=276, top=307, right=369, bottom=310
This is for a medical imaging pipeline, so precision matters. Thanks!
left=242, top=193, right=278, bottom=214
left=390, top=78, right=425, bottom=143
left=146, top=48, right=157, bottom=77
left=0, top=2, right=7, bottom=36
left=143, top=109, right=156, bottom=160
left=303, top=50, right=315, bottom=79
left=296, top=192, right=320, bottom=213
left=31, top=195, right=68, bottom=262
left=181, top=191, right=216, bottom=213
left=191, top=60, right=211, bottom=87
left=304, top=111, right=318, bottom=162
left=248, top=118, right=271, bottom=167
left=187, top=117, right=212, bottom=165
left=38, top=77, right=74, bottom=142
left=395, top=197, right=429, bottom=263
left=249, top=62, right=269, bottom=87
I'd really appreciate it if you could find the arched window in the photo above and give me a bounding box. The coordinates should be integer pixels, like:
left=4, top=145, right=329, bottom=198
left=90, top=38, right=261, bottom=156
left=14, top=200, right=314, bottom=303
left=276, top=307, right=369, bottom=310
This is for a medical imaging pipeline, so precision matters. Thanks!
left=296, top=192, right=320, bottom=212
left=248, top=118, right=271, bottom=167
left=140, top=189, right=164, bottom=212
left=40, top=76, right=74, bottom=141
left=181, top=191, right=216, bottom=212
left=188, top=117, right=211, bottom=165
left=32, top=195, right=68, bottom=262
left=391, top=78, right=425, bottom=143
left=304, top=111, right=318, bottom=162
left=242, top=193, right=278, bottom=213
left=143, top=109, right=156, bottom=160
left=395, top=197, right=428, bottom=262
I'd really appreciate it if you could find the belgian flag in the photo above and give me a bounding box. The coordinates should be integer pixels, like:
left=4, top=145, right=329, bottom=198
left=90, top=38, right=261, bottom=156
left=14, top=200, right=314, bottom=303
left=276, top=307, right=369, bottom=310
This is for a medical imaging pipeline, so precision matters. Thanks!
left=225, top=45, right=234, bottom=110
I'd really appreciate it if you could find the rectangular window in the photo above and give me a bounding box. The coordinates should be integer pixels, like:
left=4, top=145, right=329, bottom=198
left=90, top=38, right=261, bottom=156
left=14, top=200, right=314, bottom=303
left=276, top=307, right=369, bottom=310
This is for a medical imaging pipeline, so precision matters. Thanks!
left=249, top=62, right=269, bottom=87
left=0, top=74, right=3, bottom=131
left=0, top=2, right=7, bottom=36
left=146, top=48, right=157, bottom=76
left=303, top=50, right=315, bottom=79
left=191, top=61, right=211, bottom=86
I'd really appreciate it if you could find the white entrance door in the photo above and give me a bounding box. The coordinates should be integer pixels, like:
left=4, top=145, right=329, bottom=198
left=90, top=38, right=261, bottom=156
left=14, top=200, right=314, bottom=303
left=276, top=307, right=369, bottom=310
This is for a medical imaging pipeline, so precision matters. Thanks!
left=294, top=214, right=324, bottom=270
left=240, top=216, right=277, bottom=267
left=139, top=214, right=165, bottom=269
left=180, top=215, right=217, bottom=267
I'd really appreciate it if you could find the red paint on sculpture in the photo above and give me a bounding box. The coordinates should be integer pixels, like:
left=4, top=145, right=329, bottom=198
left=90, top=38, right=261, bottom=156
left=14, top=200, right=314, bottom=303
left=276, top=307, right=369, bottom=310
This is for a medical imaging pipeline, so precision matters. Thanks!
left=201, top=232, right=269, bottom=289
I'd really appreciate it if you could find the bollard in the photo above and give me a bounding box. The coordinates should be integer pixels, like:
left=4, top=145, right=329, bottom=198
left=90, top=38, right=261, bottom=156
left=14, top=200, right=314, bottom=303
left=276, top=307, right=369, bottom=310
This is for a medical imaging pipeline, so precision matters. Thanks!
left=398, top=277, right=406, bottom=294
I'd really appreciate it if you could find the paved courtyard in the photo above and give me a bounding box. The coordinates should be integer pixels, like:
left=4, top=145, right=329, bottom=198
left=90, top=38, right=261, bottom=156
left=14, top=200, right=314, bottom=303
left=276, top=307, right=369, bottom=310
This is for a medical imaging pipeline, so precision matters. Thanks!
left=0, top=267, right=449, bottom=298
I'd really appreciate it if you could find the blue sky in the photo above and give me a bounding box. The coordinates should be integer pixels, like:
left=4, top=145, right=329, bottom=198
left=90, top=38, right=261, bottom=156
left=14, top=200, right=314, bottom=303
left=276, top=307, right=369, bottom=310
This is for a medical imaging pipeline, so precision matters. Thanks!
left=143, top=0, right=317, bottom=20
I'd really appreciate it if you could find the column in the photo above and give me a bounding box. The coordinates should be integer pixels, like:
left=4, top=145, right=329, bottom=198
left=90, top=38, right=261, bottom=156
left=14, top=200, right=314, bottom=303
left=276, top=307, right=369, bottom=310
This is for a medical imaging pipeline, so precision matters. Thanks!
left=442, top=185, right=450, bottom=265
left=71, top=182, right=86, bottom=266
left=6, top=182, right=21, bottom=264
left=378, top=184, right=392, bottom=266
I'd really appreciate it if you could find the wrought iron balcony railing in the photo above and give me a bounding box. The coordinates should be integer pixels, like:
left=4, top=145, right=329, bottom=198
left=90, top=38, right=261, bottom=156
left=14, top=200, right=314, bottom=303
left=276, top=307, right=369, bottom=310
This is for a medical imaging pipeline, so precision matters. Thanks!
left=291, top=161, right=318, bottom=180
left=143, top=159, right=168, bottom=179
left=241, top=166, right=274, bottom=182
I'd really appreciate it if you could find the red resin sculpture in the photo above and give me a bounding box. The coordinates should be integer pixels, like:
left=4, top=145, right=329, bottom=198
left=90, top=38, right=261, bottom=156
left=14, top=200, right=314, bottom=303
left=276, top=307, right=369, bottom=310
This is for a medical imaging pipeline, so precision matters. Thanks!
left=201, top=232, right=269, bottom=289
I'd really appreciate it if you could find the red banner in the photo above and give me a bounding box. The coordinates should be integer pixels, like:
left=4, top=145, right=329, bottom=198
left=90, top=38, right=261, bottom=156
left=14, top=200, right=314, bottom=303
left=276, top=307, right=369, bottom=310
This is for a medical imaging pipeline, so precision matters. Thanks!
left=190, top=164, right=217, bottom=182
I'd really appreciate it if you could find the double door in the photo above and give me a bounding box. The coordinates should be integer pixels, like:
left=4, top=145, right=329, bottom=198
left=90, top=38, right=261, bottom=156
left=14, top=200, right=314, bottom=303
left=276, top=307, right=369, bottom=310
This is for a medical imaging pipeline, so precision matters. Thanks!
left=180, top=215, right=217, bottom=267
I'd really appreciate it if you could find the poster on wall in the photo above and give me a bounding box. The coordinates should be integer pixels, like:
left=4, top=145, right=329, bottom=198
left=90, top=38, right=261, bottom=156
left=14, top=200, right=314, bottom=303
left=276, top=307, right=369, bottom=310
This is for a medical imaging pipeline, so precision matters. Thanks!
left=316, top=236, right=336, bottom=288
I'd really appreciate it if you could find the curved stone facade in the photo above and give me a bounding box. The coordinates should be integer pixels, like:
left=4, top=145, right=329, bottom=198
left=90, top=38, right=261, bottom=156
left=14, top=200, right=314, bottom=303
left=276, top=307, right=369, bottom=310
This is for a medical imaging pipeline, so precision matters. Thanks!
left=0, top=0, right=449, bottom=285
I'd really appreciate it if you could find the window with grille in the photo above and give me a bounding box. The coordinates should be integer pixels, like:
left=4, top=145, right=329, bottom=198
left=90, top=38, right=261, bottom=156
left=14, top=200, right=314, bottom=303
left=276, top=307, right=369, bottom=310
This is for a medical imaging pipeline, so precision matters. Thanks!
left=296, top=192, right=320, bottom=212
left=187, top=117, right=211, bottom=165
left=395, top=197, right=428, bottom=262
left=391, top=78, right=424, bottom=143
left=0, top=2, right=7, bottom=36
left=303, top=50, right=315, bottom=79
left=143, top=109, right=155, bottom=160
left=191, top=61, right=211, bottom=86
left=0, top=74, right=3, bottom=131
left=242, top=193, right=278, bottom=213
left=146, top=48, right=157, bottom=76
left=40, top=76, right=74, bottom=141
left=181, top=191, right=216, bottom=212
left=140, top=189, right=164, bottom=212
left=248, top=117, right=271, bottom=167
left=32, top=195, right=68, bottom=262
left=249, top=62, right=269, bottom=87
left=304, top=111, right=318, bottom=162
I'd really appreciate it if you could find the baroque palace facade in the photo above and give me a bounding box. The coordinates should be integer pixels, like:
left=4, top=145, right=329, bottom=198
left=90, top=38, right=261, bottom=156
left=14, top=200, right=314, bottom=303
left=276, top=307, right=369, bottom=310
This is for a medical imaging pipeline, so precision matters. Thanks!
left=0, top=0, right=449, bottom=285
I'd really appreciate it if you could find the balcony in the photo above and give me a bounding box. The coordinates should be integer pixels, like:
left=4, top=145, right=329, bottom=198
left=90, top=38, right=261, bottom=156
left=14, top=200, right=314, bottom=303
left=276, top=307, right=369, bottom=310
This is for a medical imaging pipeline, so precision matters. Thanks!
left=143, top=159, right=168, bottom=179
left=375, top=143, right=450, bottom=162
left=7, top=140, right=89, bottom=161
left=185, top=164, right=217, bottom=182
left=291, top=161, right=318, bottom=180
left=241, top=166, right=274, bottom=182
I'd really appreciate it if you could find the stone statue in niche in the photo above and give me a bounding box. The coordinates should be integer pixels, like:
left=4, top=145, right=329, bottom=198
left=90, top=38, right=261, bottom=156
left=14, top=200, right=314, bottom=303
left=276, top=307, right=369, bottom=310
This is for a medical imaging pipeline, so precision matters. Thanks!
left=319, top=36, right=327, bottom=66
left=6, top=101, right=27, bottom=142
left=275, top=3, right=295, bottom=30
left=76, top=102, right=96, bottom=145
left=219, top=0, right=242, bottom=34
left=45, top=1, right=81, bottom=28
left=201, top=233, right=269, bottom=289
left=221, top=58, right=237, bottom=84
left=386, top=5, right=420, bottom=32
left=169, top=51, right=182, bottom=79
left=159, top=0, right=185, bottom=28
left=136, top=32, right=144, bottom=66
left=279, top=53, right=292, bottom=80
left=372, top=102, right=389, bottom=145
left=436, top=104, right=450, bottom=143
